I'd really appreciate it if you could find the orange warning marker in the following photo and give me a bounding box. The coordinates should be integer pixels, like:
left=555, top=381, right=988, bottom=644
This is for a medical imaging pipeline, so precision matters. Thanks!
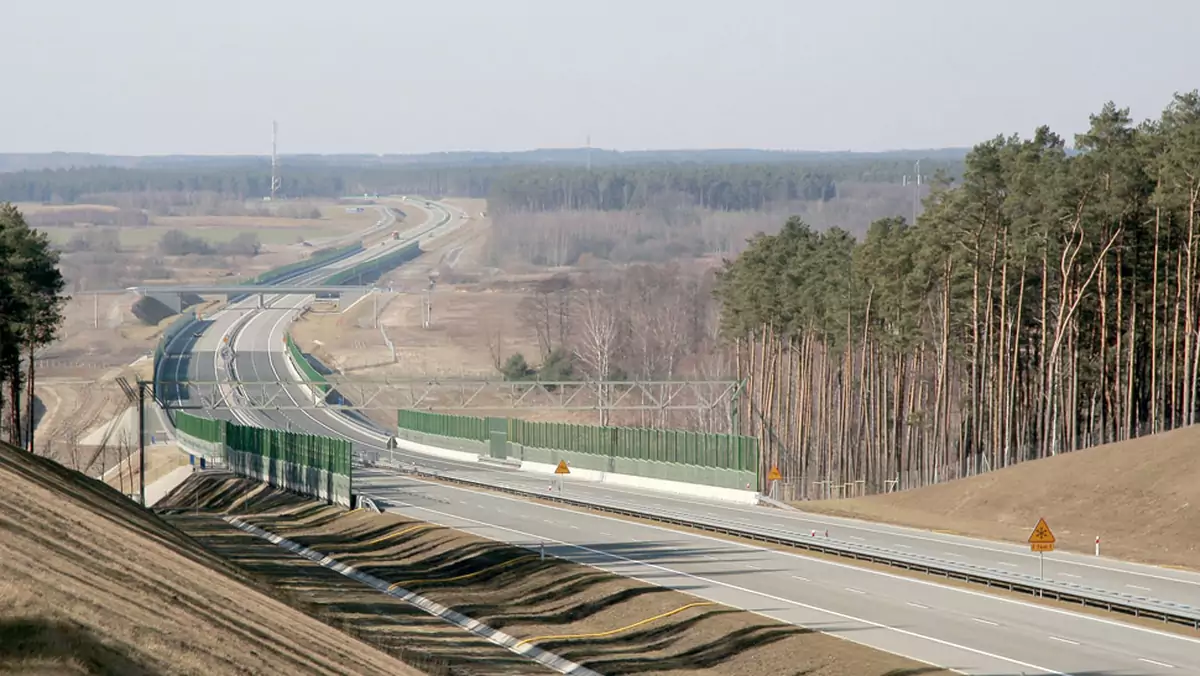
left=554, top=460, right=571, bottom=475
left=767, top=466, right=783, bottom=481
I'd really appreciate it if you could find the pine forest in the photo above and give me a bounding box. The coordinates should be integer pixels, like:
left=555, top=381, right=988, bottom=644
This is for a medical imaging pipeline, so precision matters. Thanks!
left=715, top=94, right=1200, bottom=499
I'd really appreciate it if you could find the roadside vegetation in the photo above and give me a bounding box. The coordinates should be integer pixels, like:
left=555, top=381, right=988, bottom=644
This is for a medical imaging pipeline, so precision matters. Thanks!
left=716, top=92, right=1200, bottom=498
left=0, top=203, right=67, bottom=449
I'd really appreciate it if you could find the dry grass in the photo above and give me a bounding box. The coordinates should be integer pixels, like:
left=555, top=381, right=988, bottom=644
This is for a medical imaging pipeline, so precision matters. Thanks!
left=292, top=288, right=540, bottom=378
left=0, top=442, right=422, bottom=676
left=801, top=424, right=1200, bottom=569
left=291, top=197, right=543, bottom=378
left=158, top=473, right=945, bottom=676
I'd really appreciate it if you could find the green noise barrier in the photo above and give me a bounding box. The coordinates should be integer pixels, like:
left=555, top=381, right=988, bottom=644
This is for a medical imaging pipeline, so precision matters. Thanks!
left=174, top=411, right=352, bottom=506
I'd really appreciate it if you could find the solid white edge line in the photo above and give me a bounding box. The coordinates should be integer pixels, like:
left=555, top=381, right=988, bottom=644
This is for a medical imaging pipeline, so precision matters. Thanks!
left=381, top=494, right=1069, bottom=676
left=223, top=516, right=600, bottom=676
left=365, top=470, right=1200, bottom=649
left=559, top=485, right=1200, bottom=591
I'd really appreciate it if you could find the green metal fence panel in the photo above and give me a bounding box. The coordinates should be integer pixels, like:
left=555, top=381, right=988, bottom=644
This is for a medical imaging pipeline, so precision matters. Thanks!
left=285, top=334, right=329, bottom=393
left=406, top=409, right=759, bottom=477
left=175, top=411, right=224, bottom=443
left=220, top=419, right=351, bottom=475
left=324, top=242, right=420, bottom=286
left=398, top=409, right=489, bottom=442
left=249, top=243, right=364, bottom=285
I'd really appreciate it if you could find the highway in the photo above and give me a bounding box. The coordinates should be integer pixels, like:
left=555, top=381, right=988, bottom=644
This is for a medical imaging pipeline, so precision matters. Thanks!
left=354, top=467, right=1200, bottom=675
left=164, top=198, right=1200, bottom=674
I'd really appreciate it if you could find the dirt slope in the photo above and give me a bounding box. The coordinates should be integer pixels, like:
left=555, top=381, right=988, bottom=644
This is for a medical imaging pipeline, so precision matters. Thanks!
left=160, top=472, right=943, bottom=676
left=0, top=441, right=422, bottom=676
left=803, top=425, right=1200, bottom=568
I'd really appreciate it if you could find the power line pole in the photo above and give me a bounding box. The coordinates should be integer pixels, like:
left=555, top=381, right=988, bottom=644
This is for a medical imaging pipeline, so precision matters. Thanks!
left=270, top=120, right=281, bottom=201
left=902, top=159, right=923, bottom=225
left=137, top=382, right=146, bottom=506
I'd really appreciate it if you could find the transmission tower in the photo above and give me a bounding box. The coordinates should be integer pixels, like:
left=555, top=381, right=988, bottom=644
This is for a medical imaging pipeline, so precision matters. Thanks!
left=270, top=120, right=281, bottom=201
left=902, top=159, right=924, bottom=225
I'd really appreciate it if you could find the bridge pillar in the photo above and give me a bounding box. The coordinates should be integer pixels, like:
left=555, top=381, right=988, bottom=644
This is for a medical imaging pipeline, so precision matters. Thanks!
left=257, top=293, right=264, bottom=309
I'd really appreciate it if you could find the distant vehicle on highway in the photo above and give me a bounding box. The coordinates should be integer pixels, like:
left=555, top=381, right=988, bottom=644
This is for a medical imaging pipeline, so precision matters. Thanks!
left=392, top=231, right=400, bottom=240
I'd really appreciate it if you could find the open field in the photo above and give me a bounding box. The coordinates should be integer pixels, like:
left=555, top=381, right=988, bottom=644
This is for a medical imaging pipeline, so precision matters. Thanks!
left=0, top=441, right=422, bottom=676
left=802, top=424, right=1200, bottom=569
left=159, top=472, right=942, bottom=676
left=25, top=198, right=388, bottom=252
left=292, top=286, right=541, bottom=379
left=38, top=223, right=347, bottom=249
left=290, top=198, right=547, bottom=379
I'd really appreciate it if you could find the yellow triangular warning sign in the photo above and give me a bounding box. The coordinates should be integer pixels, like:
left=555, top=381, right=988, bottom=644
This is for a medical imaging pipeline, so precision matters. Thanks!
left=767, top=466, right=783, bottom=481
left=554, top=460, right=570, bottom=475
left=1028, top=517, right=1056, bottom=545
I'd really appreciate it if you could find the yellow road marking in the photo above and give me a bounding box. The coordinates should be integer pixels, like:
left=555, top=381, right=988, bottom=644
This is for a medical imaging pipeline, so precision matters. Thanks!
left=516, top=602, right=716, bottom=647
left=387, top=554, right=538, bottom=592
left=360, top=522, right=435, bottom=547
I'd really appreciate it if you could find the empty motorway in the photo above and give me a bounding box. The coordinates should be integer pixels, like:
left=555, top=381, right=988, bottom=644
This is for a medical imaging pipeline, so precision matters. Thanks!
left=163, top=198, right=1200, bottom=674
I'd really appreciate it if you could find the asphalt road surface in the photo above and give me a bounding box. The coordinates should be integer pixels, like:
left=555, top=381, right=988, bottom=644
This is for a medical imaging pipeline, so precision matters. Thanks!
left=353, top=468, right=1200, bottom=675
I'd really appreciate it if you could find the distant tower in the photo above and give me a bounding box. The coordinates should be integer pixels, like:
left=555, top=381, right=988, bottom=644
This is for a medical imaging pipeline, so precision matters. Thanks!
left=586, top=134, right=592, bottom=172
left=902, top=159, right=923, bottom=224
left=270, top=120, right=281, bottom=201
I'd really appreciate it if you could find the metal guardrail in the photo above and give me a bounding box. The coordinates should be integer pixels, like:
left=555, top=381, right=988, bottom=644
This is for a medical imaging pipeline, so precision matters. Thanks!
left=360, top=456, right=1200, bottom=630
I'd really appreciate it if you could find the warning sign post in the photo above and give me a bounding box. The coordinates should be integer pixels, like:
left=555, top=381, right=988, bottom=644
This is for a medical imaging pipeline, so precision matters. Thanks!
left=1027, top=517, right=1056, bottom=579
left=554, top=460, right=570, bottom=493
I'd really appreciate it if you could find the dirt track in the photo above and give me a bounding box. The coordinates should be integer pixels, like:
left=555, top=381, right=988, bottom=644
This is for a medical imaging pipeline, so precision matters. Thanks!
left=159, top=472, right=944, bottom=676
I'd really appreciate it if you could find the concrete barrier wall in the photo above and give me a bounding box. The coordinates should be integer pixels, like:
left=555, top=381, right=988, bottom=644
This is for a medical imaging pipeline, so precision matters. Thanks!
left=226, top=449, right=352, bottom=507
left=513, top=444, right=755, bottom=491
left=175, top=429, right=224, bottom=459
left=393, top=428, right=760, bottom=505
left=395, top=429, right=485, bottom=456
left=517, top=458, right=759, bottom=505
left=392, top=430, right=482, bottom=464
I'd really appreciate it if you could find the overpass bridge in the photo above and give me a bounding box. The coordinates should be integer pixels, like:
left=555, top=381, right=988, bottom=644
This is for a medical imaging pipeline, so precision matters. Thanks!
left=125, top=284, right=381, bottom=312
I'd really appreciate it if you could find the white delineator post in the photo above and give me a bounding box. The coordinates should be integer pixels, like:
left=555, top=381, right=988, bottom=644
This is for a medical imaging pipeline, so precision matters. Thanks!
left=1096, top=536, right=1100, bottom=556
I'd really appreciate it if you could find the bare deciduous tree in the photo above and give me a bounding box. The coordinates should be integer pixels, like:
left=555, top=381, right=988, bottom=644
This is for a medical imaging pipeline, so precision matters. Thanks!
left=517, top=274, right=573, bottom=358
left=572, top=280, right=624, bottom=425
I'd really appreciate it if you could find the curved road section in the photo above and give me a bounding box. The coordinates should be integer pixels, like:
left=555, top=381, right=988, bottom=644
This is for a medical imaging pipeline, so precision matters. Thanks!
left=167, top=200, right=1200, bottom=675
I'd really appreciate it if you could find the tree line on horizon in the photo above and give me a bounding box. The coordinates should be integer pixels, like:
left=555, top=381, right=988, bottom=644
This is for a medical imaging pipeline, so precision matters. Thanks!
left=714, top=92, right=1200, bottom=498
left=0, top=204, right=67, bottom=448
left=0, top=158, right=963, bottom=212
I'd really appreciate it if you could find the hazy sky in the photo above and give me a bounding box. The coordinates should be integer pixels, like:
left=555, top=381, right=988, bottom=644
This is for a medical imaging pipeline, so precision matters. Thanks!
left=4, top=0, right=1197, bottom=155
